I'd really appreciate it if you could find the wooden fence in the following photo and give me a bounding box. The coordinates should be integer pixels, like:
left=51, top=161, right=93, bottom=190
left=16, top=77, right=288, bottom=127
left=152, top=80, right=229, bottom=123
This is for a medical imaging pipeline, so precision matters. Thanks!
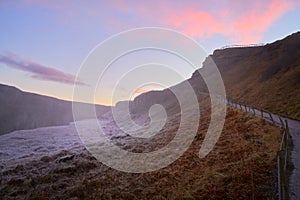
left=218, top=43, right=265, bottom=50
left=224, top=98, right=290, bottom=200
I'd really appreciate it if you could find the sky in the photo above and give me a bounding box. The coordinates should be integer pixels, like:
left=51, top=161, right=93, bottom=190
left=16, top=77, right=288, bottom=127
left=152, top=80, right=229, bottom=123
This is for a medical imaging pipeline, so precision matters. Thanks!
left=0, top=0, right=300, bottom=105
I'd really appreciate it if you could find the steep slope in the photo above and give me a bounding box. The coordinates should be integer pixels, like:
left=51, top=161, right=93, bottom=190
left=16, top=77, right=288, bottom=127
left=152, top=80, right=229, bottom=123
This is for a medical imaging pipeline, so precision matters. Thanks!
left=124, top=32, right=299, bottom=120
left=190, top=31, right=300, bottom=120
left=0, top=84, right=110, bottom=135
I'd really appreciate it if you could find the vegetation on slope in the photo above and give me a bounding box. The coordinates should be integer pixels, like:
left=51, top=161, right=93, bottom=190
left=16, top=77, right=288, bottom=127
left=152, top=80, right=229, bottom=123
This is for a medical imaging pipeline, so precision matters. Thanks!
left=191, top=32, right=300, bottom=120
left=0, top=97, right=281, bottom=199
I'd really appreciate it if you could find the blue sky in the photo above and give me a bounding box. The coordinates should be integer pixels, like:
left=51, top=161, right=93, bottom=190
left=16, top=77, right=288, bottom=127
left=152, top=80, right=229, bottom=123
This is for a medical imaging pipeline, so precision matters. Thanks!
left=0, top=0, right=299, bottom=105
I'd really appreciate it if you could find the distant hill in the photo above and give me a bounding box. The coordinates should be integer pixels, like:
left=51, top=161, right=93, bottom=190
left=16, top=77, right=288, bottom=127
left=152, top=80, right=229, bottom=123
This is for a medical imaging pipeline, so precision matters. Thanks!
left=0, top=84, right=110, bottom=135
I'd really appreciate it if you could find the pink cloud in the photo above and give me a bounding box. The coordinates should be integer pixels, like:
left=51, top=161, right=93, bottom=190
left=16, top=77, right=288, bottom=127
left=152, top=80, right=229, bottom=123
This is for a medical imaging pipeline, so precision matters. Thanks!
left=112, top=0, right=298, bottom=44
left=229, top=0, right=295, bottom=43
left=132, top=83, right=164, bottom=97
left=20, top=0, right=299, bottom=44
left=133, top=88, right=151, bottom=95
left=0, top=51, right=86, bottom=86
left=165, top=10, right=226, bottom=38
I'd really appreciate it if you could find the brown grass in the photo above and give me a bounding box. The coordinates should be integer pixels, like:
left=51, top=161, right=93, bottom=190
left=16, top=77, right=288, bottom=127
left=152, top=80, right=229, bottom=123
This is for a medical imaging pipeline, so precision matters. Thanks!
left=189, top=32, right=300, bottom=120
left=0, top=102, right=281, bottom=199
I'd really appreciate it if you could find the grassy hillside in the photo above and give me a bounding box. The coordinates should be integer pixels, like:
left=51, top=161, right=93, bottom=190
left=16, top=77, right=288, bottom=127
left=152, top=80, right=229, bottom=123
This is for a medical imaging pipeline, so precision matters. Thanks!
left=191, top=32, right=300, bottom=120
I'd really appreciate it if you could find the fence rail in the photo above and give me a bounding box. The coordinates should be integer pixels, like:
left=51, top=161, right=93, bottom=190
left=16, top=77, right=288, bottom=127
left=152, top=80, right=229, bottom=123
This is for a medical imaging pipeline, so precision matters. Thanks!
left=223, top=98, right=290, bottom=200
left=218, top=43, right=265, bottom=50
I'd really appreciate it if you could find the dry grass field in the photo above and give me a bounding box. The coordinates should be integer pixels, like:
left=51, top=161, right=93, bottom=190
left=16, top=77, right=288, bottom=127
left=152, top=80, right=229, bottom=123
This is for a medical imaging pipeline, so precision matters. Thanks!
left=1, top=100, right=281, bottom=199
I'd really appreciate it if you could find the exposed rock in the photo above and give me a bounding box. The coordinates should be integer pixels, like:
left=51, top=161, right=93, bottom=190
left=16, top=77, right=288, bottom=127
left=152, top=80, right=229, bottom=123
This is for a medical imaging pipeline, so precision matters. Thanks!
left=58, top=155, right=75, bottom=163
left=254, top=139, right=263, bottom=145
left=243, top=132, right=251, bottom=141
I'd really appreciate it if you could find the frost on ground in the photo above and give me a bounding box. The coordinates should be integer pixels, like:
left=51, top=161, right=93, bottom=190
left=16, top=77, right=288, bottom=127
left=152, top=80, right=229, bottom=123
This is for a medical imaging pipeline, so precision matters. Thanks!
left=0, top=105, right=281, bottom=199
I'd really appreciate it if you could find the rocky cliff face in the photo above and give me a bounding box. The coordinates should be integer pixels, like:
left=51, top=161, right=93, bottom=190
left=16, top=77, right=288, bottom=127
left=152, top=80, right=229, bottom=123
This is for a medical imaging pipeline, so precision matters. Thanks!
left=0, top=84, right=110, bottom=135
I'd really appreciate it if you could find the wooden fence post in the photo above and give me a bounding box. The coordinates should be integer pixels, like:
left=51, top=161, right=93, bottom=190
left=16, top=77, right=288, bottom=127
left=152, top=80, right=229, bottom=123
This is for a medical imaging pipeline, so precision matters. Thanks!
left=278, top=151, right=283, bottom=200
left=284, top=120, right=289, bottom=172
left=279, top=117, right=285, bottom=128
left=268, top=112, right=275, bottom=125
left=281, top=150, right=286, bottom=200
left=285, top=120, right=289, bottom=136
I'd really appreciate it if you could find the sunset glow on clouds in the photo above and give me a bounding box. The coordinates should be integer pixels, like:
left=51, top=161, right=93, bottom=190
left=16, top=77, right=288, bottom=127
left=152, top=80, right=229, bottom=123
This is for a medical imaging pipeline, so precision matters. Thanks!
left=20, top=0, right=299, bottom=44
left=131, top=84, right=165, bottom=99
left=0, top=52, right=85, bottom=86
left=0, top=0, right=300, bottom=104
left=112, top=0, right=298, bottom=44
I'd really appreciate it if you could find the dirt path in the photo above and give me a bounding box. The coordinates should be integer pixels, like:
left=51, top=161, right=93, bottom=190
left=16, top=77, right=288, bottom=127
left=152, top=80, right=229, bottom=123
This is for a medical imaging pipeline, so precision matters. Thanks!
left=227, top=100, right=300, bottom=200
